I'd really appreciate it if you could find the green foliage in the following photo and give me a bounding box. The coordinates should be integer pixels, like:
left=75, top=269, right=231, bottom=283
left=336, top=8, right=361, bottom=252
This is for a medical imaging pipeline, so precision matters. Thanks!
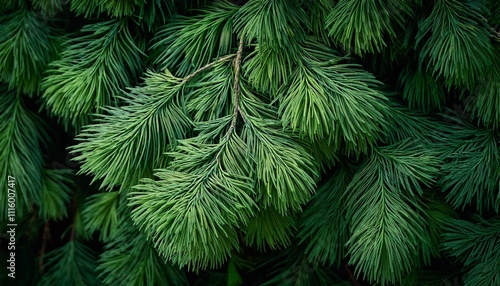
left=0, top=0, right=24, bottom=11
left=227, top=257, right=244, bottom=286
left=302, top=0, right=332, bottom=44
left=38, top=169, right=73, bottom=220
left=69, top=0, right=100, bottom=17
left=234, top=0, right=309, bottom=50
left=278, top=41, right=389, bottom=156
left=443, top=217, right=500, bottom=267
left=32, top=0, right=64, bottom=17
left=417, top=197, right=457, bottom=264
left=39, top=240, right=102, bottom=286
left=185, top=63, right=234, bottom=121
left=325, top=0, right=412, bottom=55
left=98, top=214, right=188, bottom=286
left=299, top=164, right=354, bottom=266
left=345, top=140, right=441, bottom=284
left=490, top=1, right=500, bottom=30
left=439, top=123, right=500, bottom=213
left=0, top=9, right=60, bottom=94
left=442, top=217, right=500, bottom=285
left=72, top=204, right=93, bottom=241
left=466, top=45, right=500, bottom=129
left=129, top=137, right=257, bottom=270
left=96, top=0, right=143, bottom=18
left=152, top=0, right=238, bottom=76
left=399, top=65, right=446, bottom=112
left=380, top=103, right=451, bottom=146
left=235, top=0, right=315, bottom=93
left=242, top=43, right=296, bottom=94
left=71, top=70, right=191, bottom=192
left=0, top=89, right=47, bottom=219
left=254, top=246, right=347, bottom=286
left=244, top=207, right=296, bottom=251
left=462, top=256, right=500, bottom=286
left=42, top=19, right=144, bottom=129
left=242, top=117, right=317, bottom=213
left=416, top=0, right=493, bottom=89
left=70, top=0, right=175, bottom=21
left=2, top=0, right=500, bottom=285
left=239, top=83, right=319, bottom=214
left=82, top=191, right=120, bottom=241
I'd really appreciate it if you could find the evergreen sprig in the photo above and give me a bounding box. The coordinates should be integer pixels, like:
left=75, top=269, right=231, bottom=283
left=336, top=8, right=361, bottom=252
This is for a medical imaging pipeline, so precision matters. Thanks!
left=399, top=65, right=446, bottom=112
left=244, top=207, right=296, bottom=251
left=32, top=0, right=64, bottom=17
left=416, top=0, right=493, bottom=88
left=39, top=240, right=102, bottom=286
left=0, top=90, right=47, bottom=219
left=69, top=0, right=99, bottom=18
left=462, top=255, right=500, bottom=286
left=380, top=101, right=450, bottom=146
left=278, top=41, right=389, bottom=156
left=439, top=124, right=500, bottom=213
left=129, top=137, right=257, bottom=270
left=98, top=214, right=188, bottom=286
left=3, top=0, right=500, bottom=285
left=234, top=0, right=309, bottom=50
left=345, top=140, right=441, bottom=284
left=442, top=216, right=500, bottom=267
left=241, top=116, right=318, bottom=214
left=71, top=69, right=191, bottom=192
left=254, top=246, right=347, bottom=286
left=239, top=83, right=318, bottom=214
left=129, top=42, right=257, bottom=266
left=152, top=0, right=238, bottom=76
left=417, top=197, right=457, bottom=265
left=185, top=62, right=234, bottom=122
left=236, top=0, right=312, bottom=93
left=442, top=216, right=500, bottom=285
left=243, top=42, right=298, bottom=94
left=466, top=45, right=500, bottom=129
left=325, top=0, right=412, bottom=55
left=42, top=19, right=144, bottom=129
left=38, top=169, right=73, bottom=221
left=0, top=9, right=60, bottom=95
left=82, top=191, right=120, bottom=241
left=70, top=0, right=174, bottom=20
left=129, top=39, right=318, bottom=269
left=299, top=163, right=354, bottom=266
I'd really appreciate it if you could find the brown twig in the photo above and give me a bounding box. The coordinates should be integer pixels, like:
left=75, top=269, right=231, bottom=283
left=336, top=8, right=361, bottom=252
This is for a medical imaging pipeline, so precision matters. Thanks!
left=344, top=264, right=360, bottom=286
left=481, top=16, right=500, bottom=40
left=492, top=26, right=500, bottom=35
left=27, top=204, right=37, bottom=236
left=38, top=220, right=51, bottom=271
left=225, top=38, right=245, bottom=139
left=182, top=53, right=236, bottom=83
left=70, top=199, right=77, bottom=241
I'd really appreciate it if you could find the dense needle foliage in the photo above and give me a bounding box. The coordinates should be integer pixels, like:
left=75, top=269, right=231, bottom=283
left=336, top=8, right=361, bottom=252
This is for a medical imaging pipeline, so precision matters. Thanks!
left=0, top=0, right=499, bottom=285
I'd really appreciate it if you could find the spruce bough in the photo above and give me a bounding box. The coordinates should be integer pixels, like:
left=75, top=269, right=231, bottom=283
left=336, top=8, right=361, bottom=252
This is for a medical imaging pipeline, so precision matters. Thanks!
left=0, top=0, right=499, bottom=285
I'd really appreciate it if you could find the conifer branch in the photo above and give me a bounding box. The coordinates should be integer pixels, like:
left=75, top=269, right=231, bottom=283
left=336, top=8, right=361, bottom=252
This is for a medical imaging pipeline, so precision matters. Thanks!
left=182, top=53, right=236, bottom=83
left=70, top=199, right=77, bottom=241
left=481, top=16, right=500, bottom=39
left=27, top=205, right=37, bottom=237
left=488, top=24, right=500, bottom=38
left=39, top=220, right=50, bottom=271
left=226, top=38, right=245, bottom=139
left=344, top=264, right=359, bottom=286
